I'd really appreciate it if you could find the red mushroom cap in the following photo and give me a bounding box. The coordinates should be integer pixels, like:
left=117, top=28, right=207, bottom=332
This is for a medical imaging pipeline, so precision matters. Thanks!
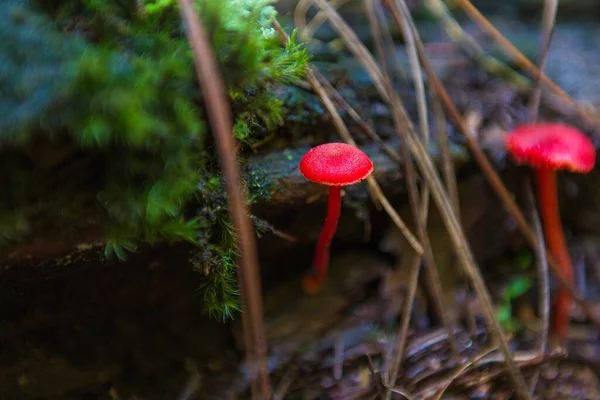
left=505, top=123, right=596, bottom=173
left=300, top=143, right=374, bottom=186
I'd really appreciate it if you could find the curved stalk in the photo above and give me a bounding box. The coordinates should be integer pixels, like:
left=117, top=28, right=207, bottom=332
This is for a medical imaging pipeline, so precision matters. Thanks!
left=303, top=186, right=342, bottom=293
left=537, top=169, right=573, bottom=339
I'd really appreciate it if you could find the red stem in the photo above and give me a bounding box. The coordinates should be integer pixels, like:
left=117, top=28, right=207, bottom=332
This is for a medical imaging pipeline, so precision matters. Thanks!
left=303, top=186, right=342, bottom=293
left=537, top=169, right=573, bottom=339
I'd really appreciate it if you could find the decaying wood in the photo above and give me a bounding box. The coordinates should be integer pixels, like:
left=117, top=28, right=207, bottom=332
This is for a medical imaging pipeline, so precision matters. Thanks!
left=0, top=138, right=469, bottom=269
left=216, top=248, right=600, bottom=399
left=249, top=138, right=468, bottom=205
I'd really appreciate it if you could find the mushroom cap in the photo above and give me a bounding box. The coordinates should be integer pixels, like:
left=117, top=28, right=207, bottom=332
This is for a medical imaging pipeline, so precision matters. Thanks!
left=505, top=123, right=596, bottom=173
left=300, top=143, right=374, bottom=186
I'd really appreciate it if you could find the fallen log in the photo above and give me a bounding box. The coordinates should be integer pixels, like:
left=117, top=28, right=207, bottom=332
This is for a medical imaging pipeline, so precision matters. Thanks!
left=0, top=138, right=470, bottom=269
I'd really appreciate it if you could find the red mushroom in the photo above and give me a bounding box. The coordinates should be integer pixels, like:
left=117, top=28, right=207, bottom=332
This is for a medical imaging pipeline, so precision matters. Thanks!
left=505, top=123, right=596, bottom=339
left=299, top=143, right=374, bottom=293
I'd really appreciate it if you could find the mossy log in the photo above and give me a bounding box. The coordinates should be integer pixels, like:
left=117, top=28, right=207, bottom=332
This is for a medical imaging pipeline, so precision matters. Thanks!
left=247, top=138, right=469, bottom=206
left=0, top=138, right=469, bottom=268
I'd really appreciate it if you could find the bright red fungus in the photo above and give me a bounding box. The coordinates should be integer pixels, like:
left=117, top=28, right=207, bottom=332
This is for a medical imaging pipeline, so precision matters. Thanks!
left=300, top=143, right=374, bottom=185
left=300, top=143, right=373, bottom=293
left=505, top=123, right=596, bottom=340
left=506, top=123, right=595, bottom=173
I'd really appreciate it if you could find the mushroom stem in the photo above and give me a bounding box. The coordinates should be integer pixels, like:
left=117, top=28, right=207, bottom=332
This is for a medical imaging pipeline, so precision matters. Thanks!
left=536, top=168, right=573, bottom=339
left=303, top=186, right=342, bottom=293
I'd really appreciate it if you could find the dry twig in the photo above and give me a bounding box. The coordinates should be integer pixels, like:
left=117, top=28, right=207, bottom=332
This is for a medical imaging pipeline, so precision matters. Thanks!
left=528, top=0, right=556, bottom=359
left=432, top=346, right=497, bottom=400
left=309, top=0, right=531, bottom=396
left=364, top=0, right=392, bottom=81
left=364, top=1, right=459, bottom=395
left=312, top=69, right=403, bottom=164
left=177, top=1, right=271, bottom=398
left=424, top=0, right=530, bottom=90
left=523, top=8, right=556, bottom=390
left=455, top=0, right=600, bottom=130
left=525, top=179, right=549, bottom=395
left=383, top=0, right=600, bottom=330
left=431, top=80, right=460, bottom=218
left=528, top=0, right=558, bottom=121
left=295, top=0, right=350, bottom=43
left=391, top=0, right=460, bottom=354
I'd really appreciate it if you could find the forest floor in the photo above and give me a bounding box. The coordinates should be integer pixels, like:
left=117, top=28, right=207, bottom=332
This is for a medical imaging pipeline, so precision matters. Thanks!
left=3, top=1, right=600, bottom=399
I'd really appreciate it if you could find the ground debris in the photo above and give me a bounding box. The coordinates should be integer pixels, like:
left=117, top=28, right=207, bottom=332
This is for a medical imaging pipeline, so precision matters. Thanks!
left=217, top=250, right=600, bottom=399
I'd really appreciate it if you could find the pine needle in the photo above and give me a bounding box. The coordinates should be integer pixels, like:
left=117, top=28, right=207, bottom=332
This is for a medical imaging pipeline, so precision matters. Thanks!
left=177, top=1, right=271, bottom=398
left=455, top=0, right=600, bottom=130
left=385, top=0, right=600, bottom=331
left=311, top=0, right=532, bottom=396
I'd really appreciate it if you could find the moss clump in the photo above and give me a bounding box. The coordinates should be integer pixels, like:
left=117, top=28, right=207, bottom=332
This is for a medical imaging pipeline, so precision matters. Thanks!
left=0, top=0, right=308, bottom=319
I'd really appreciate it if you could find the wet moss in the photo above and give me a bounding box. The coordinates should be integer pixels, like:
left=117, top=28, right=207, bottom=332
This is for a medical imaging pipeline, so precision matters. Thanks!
left=0, top=0, right=309, bottom=319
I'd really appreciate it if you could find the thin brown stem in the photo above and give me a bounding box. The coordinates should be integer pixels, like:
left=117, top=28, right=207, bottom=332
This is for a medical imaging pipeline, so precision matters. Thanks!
left=375, top=3, right=458, bottom=395
left=177, top=1, right=271, bottom=398
left=455, top=0, right=600, bottom=130
left=526, top=1, right=555, bottom=384
left=524, top=178, right=549, bottom=396
left=382, top=0, right=600, bottom=330
left=528, top=0, right=558, bottom=121
left=365, top=0, right=391, bottom=82
left=313, top=70, right=403, bottom=164
left=311, top=0, right=530, bottom=395
left=384, top=250, right=422, bottom=392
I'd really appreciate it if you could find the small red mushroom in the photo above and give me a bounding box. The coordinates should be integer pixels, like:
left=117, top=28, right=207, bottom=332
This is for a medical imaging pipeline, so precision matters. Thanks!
left=299, top=143, right=374, bottom=293
left=505, top=123, right=596, bottom=339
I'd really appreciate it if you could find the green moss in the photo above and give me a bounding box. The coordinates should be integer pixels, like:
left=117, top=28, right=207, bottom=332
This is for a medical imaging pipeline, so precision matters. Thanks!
left=0, top=0, right=309, bottom=320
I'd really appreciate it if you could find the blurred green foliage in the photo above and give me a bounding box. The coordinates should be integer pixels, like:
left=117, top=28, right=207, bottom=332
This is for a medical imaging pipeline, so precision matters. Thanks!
left=0, top=0, right=308, bottom=320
